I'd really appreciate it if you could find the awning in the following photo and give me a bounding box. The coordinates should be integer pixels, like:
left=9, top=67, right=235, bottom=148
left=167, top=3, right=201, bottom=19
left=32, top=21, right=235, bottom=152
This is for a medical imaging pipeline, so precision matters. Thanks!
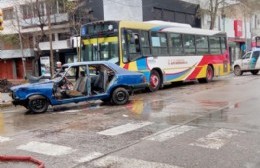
left=0, top=49, right=34, bottom=59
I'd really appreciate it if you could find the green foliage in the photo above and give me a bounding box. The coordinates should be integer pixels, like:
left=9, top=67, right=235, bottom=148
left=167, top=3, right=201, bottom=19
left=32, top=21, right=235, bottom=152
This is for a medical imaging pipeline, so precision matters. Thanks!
left=0, top=34, right=20, bottom=47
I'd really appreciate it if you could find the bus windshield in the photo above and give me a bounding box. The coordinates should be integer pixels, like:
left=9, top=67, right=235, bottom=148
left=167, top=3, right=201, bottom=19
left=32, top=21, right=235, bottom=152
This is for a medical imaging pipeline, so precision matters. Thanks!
left=81, top=36, right=119, bottom=64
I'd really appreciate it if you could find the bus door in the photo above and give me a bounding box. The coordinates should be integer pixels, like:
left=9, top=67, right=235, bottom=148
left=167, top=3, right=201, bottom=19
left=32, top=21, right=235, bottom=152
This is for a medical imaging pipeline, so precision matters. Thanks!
left=241, top=52, right=251, bottom=70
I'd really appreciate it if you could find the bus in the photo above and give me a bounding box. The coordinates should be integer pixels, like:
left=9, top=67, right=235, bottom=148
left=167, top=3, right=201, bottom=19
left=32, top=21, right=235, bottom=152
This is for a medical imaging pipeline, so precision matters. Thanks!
left=80, top=20, right=230, bottom=92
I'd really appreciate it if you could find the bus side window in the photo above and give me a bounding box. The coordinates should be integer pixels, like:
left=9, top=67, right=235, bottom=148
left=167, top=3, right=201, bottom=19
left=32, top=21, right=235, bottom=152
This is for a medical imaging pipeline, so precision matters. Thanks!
left=209, top=36, right=221, bottom=54
left=151, top=32, right=168, bottom=56
left=140, top=31, right=151, bottom=56
left=169, top=33, right=183, bottom=55
left=196, top=35, right=209, bottom=55
left=183, top=34, right=196, bottom=55
left=220, top=37, right=227, bottom=53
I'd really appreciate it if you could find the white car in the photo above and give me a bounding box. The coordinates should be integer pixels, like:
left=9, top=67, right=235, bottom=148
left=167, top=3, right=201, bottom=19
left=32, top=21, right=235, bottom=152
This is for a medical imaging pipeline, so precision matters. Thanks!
left=233, top=49, right=260, bottom=76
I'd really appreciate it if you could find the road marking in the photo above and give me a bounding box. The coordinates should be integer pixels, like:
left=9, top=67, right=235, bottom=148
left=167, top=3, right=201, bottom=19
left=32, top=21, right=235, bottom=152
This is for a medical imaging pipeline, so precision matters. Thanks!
left=145, top=125, right=196, bottom=142
left=98, top=122, right=152, bottom=136
left=93, top=156, right=183, bottom=168
left=0, top=136, right=11, bottom=143
left=190, top=128, right=242, bottom=150
left=76, top=152, right=104, bottom=163
left=17, top=141, right=75, bottom=156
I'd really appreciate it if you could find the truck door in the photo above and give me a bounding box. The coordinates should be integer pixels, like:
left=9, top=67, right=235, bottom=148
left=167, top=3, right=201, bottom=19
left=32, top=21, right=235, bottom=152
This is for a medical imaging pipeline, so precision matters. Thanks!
left=250, top=51, right=260, bottom=69
left=241, top=52, right=251, bottom=70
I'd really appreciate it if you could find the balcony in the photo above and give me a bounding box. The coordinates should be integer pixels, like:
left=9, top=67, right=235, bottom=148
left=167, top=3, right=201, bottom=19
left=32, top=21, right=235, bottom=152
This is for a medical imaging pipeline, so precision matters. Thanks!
left=0, top=49, right=34, bottom=59
left=39, top=40, right=71, bottom=51
left=20, top=13, right=69, bottom=28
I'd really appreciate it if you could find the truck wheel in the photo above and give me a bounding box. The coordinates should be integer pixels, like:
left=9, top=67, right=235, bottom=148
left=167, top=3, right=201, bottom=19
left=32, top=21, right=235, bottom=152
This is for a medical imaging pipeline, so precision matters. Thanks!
left=234, top=66, right=243, bottom=76
left=28, top=97, right=49, bottom=113
left=251, top=70, right=259, bottom=75
left=111, top=87, right=129, bottom=105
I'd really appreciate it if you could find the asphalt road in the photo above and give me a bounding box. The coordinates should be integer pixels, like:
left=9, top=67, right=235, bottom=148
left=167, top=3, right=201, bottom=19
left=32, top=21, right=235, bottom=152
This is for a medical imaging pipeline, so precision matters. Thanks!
left=1, top=73, right=260, bottom=168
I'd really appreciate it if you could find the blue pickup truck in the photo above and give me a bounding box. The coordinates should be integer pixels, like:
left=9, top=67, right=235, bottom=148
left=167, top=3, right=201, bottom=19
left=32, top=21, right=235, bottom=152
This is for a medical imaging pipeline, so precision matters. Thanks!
left=10, top=61, right=147, bottom=113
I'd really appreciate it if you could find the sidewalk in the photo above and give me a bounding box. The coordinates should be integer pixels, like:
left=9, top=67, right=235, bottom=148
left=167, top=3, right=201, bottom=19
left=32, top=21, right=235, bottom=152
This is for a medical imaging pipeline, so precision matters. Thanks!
left=0, top=92, right=12, bottom=108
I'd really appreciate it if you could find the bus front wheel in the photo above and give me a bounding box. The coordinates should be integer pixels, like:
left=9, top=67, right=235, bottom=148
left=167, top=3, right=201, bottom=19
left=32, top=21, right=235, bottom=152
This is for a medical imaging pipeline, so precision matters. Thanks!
left=148, top=70, right=161, bottom=92
left=198, top=65, right=214, bottom=83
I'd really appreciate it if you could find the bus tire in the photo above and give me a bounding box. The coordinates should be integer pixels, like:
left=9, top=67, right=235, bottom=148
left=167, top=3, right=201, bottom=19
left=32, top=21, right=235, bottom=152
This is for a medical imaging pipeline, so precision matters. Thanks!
left=148, top=70, right=161, bottom=92
left=234, top=65, right=243, bottom=76
left=198, top=65, right=214, bottom=83
left=251, top=70, right=259, bottom=75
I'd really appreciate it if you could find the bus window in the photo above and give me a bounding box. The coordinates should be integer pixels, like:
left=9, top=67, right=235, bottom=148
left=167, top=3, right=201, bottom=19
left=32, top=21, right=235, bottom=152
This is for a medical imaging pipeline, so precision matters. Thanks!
left=220, top=37, right=227, bottom=53
left=151, top=32, right=168, bottom=56
left=209, top=37, right=221, bottom=54
left=140, top=31, right=151, bottom=56
left=122, top=29, right=142, bottom=62
left=169, top=33, right=183, bottom=55
left=196, top=36, right=209, bottom=55
left=183, top=34, right=195, bottom=55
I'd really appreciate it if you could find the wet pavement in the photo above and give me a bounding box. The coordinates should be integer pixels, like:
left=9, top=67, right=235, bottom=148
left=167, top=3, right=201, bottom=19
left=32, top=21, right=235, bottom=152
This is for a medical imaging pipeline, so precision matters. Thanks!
left=1, top=74, right=260, bottom=167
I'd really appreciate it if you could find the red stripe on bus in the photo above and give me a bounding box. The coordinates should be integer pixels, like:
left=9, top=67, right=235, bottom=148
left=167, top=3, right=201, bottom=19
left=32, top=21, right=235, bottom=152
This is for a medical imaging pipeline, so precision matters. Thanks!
left=123, top=63, right=129, bottom=69
left=186, top=67, right=202, bottom=80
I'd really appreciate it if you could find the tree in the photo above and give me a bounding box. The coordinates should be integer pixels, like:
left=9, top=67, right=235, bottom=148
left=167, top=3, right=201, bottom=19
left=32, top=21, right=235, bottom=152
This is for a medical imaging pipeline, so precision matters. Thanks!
left=65, top=0, right=96, bottom=60
left=198, top=0, right=228, bottom=30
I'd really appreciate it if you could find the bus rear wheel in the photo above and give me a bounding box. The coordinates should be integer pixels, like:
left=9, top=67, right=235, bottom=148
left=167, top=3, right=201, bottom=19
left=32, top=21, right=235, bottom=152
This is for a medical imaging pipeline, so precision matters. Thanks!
left=148, top=70, right=161, bottom=92
left=198, top=65, right=214, bottom=83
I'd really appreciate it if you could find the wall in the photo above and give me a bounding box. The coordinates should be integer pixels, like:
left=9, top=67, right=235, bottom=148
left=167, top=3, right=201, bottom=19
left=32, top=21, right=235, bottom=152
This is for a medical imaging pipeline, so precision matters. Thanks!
left=142, top=0, right=200, bottom=27
left=103, top=0, right=143, bottom=21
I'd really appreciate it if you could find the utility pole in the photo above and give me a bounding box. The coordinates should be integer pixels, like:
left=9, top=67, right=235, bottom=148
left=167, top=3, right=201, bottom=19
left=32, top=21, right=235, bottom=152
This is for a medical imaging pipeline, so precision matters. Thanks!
left=15, top=7, right=27, bottom=79
left=46, top=4, right=55, bottom=78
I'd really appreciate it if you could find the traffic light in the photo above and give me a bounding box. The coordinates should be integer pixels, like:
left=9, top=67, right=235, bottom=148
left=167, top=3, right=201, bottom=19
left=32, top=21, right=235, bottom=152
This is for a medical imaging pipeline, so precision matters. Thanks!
left=0, top=10, right=3, bottom=31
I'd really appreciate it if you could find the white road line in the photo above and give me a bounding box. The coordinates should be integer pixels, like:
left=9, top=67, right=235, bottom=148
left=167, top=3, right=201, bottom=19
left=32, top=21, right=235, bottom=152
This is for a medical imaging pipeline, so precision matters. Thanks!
left=17, top=141, right=75, bottom=156
left=98, top=122, right=152, bottom=136
left=190, top=128, right=243, bottom=150
left=76, top=152, right=104, bottom=163
left=93, top=156, right=183, bottom=168
left=0, top=136, right=12, bottom=143
left=145, top=125, right=196, bottom=142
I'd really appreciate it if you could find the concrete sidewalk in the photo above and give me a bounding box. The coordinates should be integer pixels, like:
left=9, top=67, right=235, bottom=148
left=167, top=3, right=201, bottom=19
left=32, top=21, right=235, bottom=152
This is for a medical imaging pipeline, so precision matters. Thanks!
left=0, top=92, right=12, bottom=108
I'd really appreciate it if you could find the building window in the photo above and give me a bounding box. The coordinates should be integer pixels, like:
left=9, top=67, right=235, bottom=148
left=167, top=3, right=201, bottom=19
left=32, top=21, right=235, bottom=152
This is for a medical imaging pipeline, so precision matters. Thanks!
left=58, top=0, right=66, bottom=13
left=37, top=34, right=55, bottom=42
left=33, top=2, right=45, bottom=17
left=21, top=4, right=33, bottom=19
left=3, top=8, right=14, bottom=20
left=58, top=33, right=71, bottom=40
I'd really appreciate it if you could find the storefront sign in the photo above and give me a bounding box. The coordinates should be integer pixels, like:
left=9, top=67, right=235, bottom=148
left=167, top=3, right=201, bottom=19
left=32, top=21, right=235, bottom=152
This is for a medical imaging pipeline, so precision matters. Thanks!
left=234, top=20, right=242, bottom=37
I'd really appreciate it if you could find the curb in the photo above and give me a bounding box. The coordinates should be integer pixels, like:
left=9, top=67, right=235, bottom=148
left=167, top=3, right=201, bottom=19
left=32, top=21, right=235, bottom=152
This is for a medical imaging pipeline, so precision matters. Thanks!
left=0, top=101, right=13, bottom=108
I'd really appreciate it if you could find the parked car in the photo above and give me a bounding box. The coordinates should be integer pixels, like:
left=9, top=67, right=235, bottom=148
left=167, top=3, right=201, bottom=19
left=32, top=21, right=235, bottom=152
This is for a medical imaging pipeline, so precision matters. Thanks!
left=233, top=49, right=260, bottom=76
left=10, top=61, right=147, bottom=113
